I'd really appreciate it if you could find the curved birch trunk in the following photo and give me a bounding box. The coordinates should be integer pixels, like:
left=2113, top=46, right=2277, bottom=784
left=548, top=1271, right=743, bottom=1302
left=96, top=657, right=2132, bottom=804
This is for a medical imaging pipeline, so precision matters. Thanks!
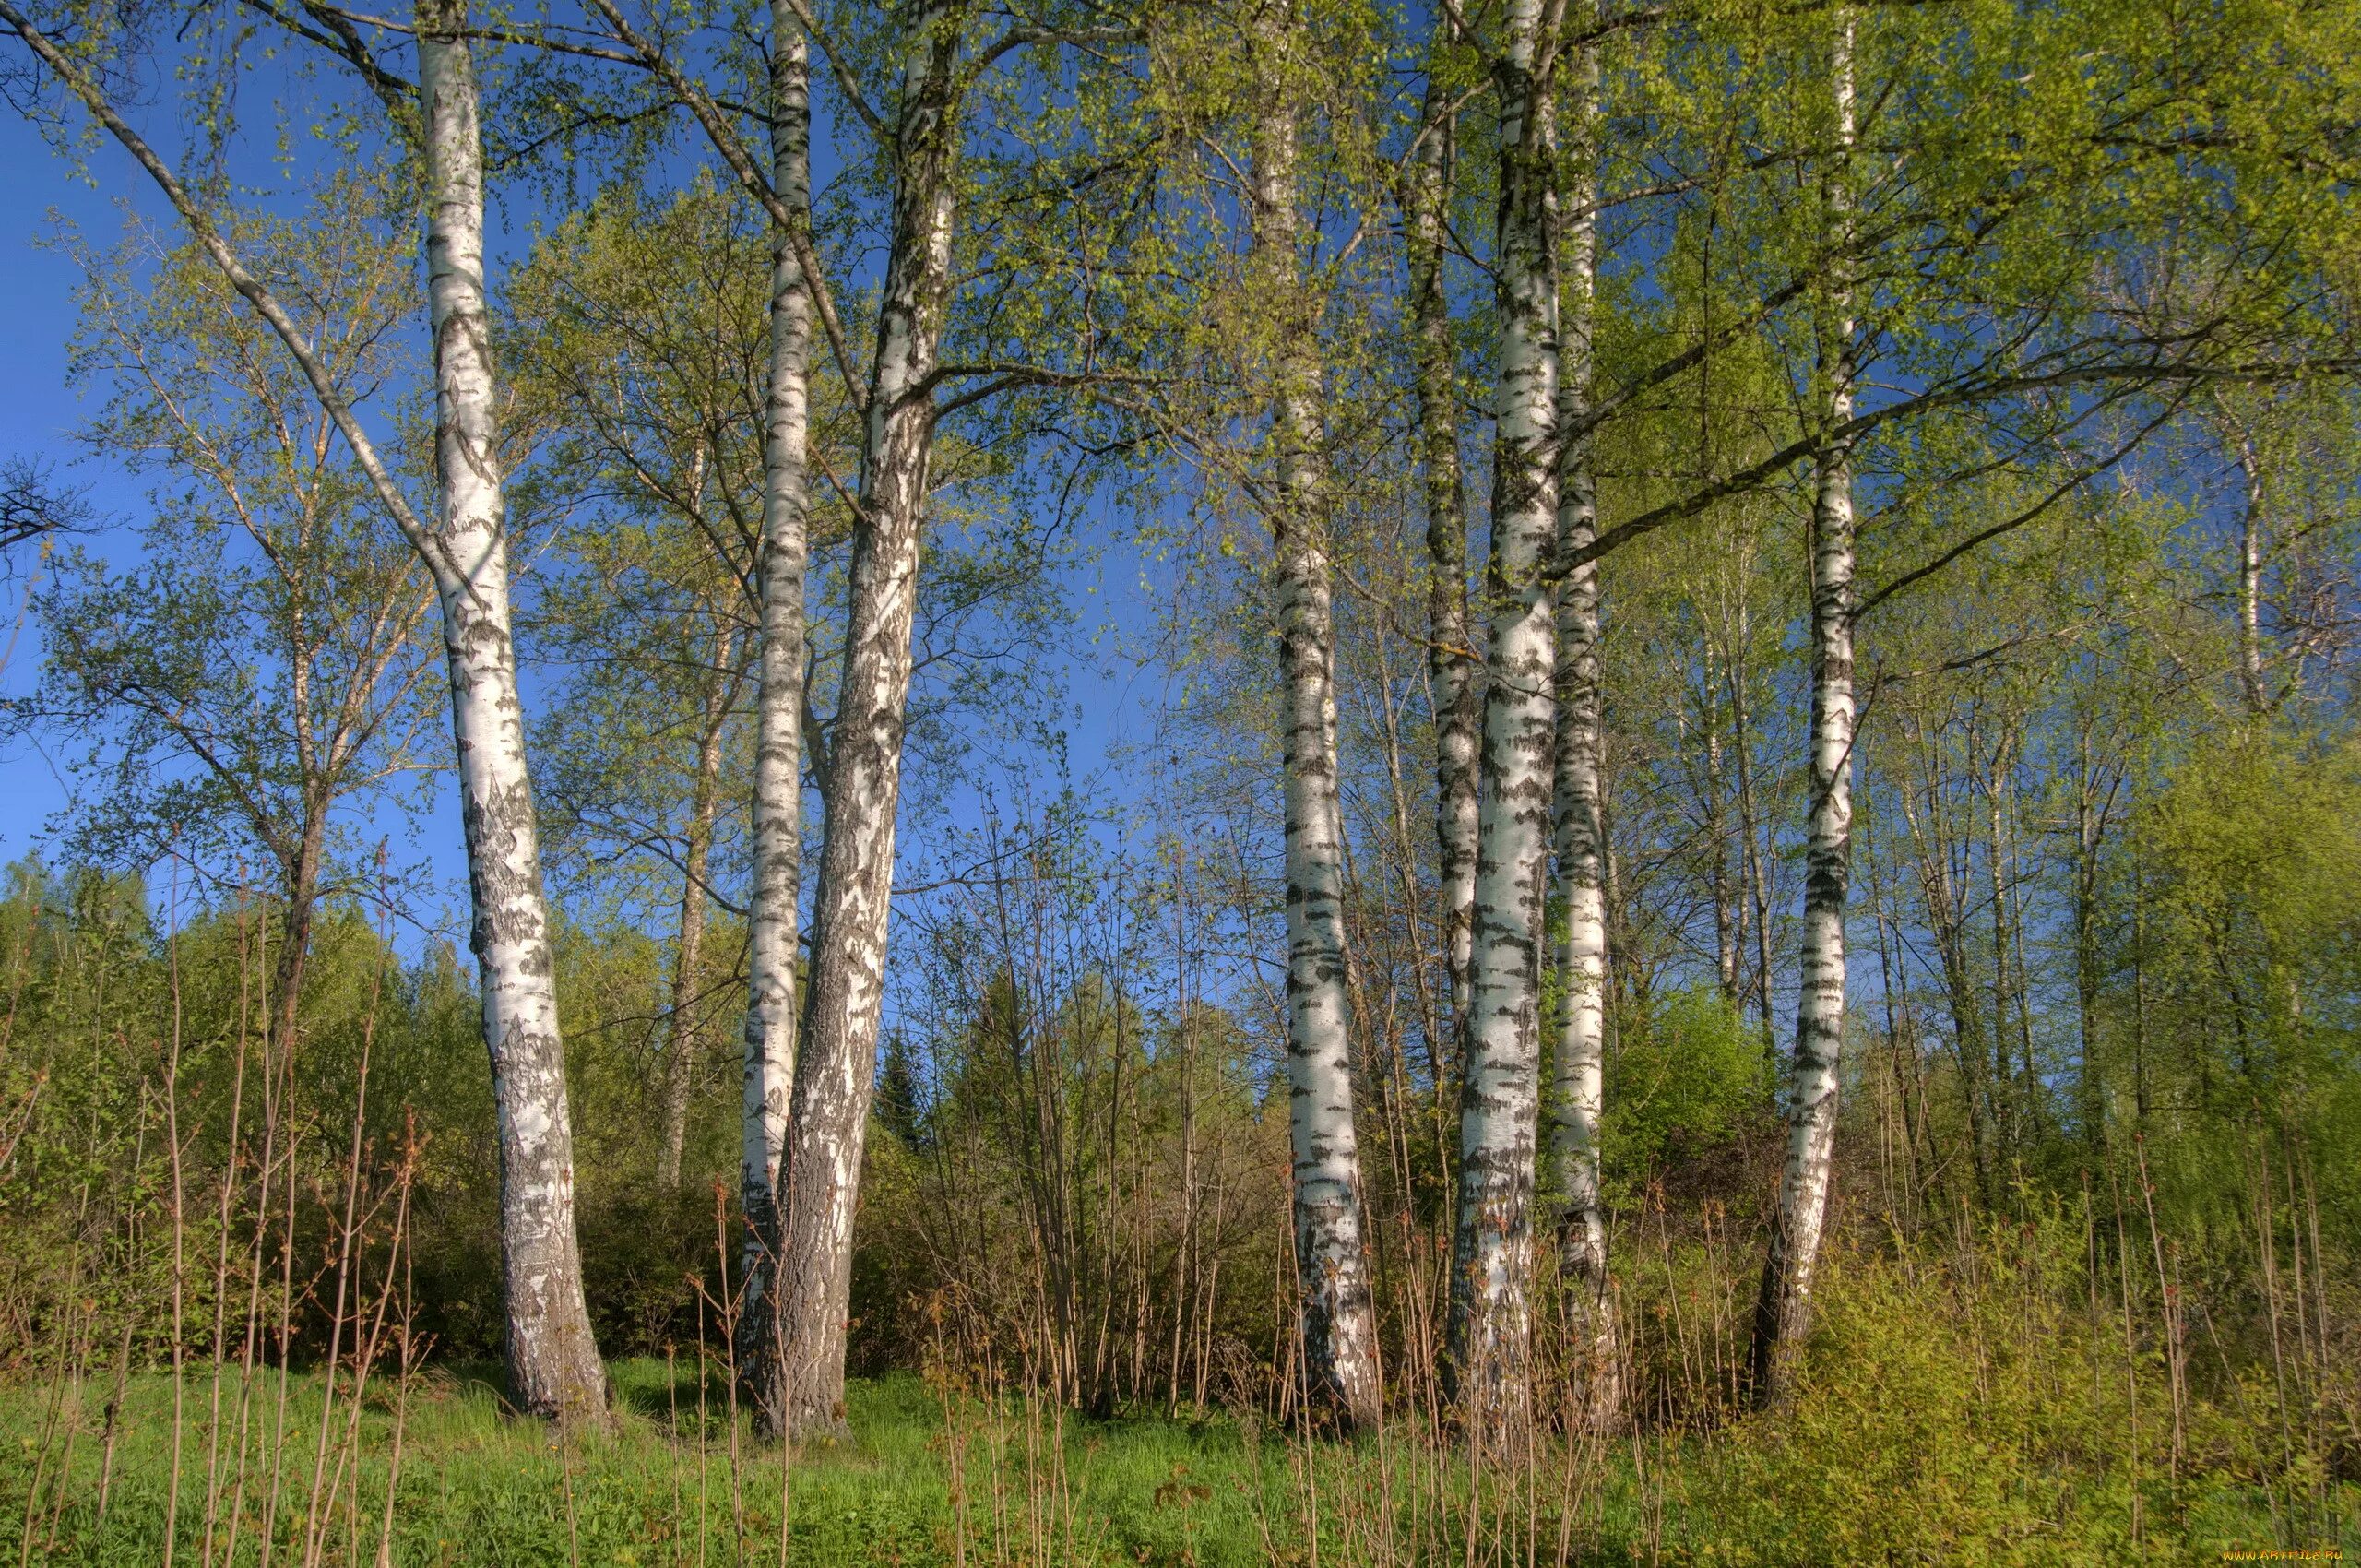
left=774, top=0, right=966, bottom=1442
left=1449, top=0, right=1560, bottom=1431
left=1252, top=58, right=1382, bottom=1434
left=1548, top=35, right=1620, bottom=1426
left=1750, top=6, right=1857, bottom=1410
left=420, top=0, right=608, bottom=1423
left=1406, top=55, right=1479, bottom=1069
left=737, top=11, right=815, bottom=1438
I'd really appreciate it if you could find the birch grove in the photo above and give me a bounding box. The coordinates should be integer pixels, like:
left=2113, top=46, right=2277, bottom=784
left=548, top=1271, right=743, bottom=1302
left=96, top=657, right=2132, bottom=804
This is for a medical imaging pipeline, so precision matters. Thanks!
left=1, top=0, right=2355, bottom=1506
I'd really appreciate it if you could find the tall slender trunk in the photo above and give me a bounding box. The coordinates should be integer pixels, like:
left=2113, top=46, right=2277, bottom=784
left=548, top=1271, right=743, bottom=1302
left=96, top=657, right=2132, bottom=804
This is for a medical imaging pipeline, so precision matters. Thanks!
left=1726, top=612, right=1775, bottom=1051
left=1406, top=47, right=1479, bottom=1074
left=774, top=0, right=967, bottom=1442
left=2131, top=852, right=2151, bottom=1127
left=1449, top=0, right=1561, bottom=1426
left=1860, top=783, right=1931, bottom=1219
left=1704, top=665, right=1738, bottom=1004
left=2236, top=434, right=2267, bottom=714
left=420, top=0, right=607, bottom=1422
left=1252, top=43, right=1382, bottom=1432
left=1548, top=27, right=1619, bottom=1426
left=1895, top=729, right=1997, bottom=1206
left=1993, top=757, right=2045, bottom=1143
left=658, top=629, right=736, bottom=1188
left=737, top=10, right=815, bottom=1435
left=2072, top=733, right=2116, bottom=1158
left=1750, top=4, right=1857, bottom=1409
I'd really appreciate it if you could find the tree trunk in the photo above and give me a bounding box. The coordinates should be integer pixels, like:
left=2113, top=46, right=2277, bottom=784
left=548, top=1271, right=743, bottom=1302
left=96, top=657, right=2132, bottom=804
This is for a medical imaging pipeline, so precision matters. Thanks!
left=1548, top=30, right=1619, bottom=1426
left=1449, top=0, right=1560, bottom=1428
left=1750, top=6, right=1857, bottom=1411
left=773, top=1, right=967, bottom=1442
left=658, top=628, right=736, bottom=1188
left=1704, top=666, right=1738, bottom=1005
left=419, top=0, right=607, bottom=1423
left=0, top=0, right=606, bottom=1423
left=1252, top=52, right=1382, bottom=1434
left=2235, top=433, right=2267, bottom=714
left=267, top=808, right=329, bottom=1061
left=1406, top=50, right=1479, bottom=1075
left=2071, top=731, right=2117, bottom=1158
left=1726, top=612, right=1776, bottom=1052
left=737, top=10, right=815, bottom=1436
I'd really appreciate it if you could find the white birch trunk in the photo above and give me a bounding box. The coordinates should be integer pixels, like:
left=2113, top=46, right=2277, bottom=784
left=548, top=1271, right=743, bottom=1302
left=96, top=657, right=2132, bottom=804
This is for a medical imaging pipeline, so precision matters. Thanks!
left=2235, top=434, right=2267, bottom=714
left=1449, top=0, right=1560, bottom=1427
left=737, top=9, right=814, bottom=1437
left=420, top=0, right=607, bottom=1422
left=1751, top=5, right=1857, bottom=1408
left=1548, top=34, right=1620, bottom=1425
left=1406, top=58, right=1479, bottom=1068
left=774, top=1, right=966, bottom=1442
left=0, top=0, right=607, bottom=1421
left=1252, top=62, right=1382, bottom=1433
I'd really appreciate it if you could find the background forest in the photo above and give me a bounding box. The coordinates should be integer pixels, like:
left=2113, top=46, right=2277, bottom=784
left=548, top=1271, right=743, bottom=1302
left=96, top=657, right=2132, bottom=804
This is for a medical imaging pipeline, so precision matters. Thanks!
left=0, top=0, right=2356, bottom=1562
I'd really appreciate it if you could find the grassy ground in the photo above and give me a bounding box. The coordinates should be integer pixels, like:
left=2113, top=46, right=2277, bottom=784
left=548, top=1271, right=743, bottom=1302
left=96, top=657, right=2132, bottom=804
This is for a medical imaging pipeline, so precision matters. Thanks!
left=2, top=1359, right=2351, bottom=1564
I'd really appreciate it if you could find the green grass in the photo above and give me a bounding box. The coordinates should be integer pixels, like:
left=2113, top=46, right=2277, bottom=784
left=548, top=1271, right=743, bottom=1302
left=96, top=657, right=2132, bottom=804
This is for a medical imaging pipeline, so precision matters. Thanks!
left=1, top=1360, right=1305, bottom=1567
left=1, top=1359, right=2350, bottom=1564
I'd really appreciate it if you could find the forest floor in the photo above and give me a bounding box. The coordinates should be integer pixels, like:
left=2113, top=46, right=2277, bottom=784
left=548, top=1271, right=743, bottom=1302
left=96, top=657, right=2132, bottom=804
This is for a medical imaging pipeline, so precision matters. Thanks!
left=1, top=1359, right=2350, bottom=1565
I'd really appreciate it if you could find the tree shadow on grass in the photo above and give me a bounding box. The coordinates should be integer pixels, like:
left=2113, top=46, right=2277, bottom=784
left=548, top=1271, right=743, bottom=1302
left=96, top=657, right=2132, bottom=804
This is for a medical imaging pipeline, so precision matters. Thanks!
left=611, top=1356, right=742, bottom=1433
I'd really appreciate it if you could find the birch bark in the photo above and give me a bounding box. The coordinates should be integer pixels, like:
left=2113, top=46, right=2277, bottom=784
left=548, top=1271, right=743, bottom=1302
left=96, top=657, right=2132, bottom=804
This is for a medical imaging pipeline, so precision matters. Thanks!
left=1448, top=0, right=1561, bottom=1426
left=1405, top=52, right=1479, bottom=1068
left=1750, top=5, right=1857, bottom=1409
left=1548, top=29, right=1619, bottom=1424
left=2234, top=432, right=2268, bottom=714
left=419, top=0, right=608, bottom=1422
left=773, top=0, right=967, bottom=1442
left=1251, top=38, right=1382, bottom=1433
left=0, top=0, right=608, bottom=1421
left=737, top=8, right=815, bottom=1438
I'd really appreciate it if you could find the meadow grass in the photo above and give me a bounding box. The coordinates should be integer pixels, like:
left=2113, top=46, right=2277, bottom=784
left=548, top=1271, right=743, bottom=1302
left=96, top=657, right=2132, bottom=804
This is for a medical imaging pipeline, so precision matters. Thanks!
left=2, top=1357, right=2350, bottom=1564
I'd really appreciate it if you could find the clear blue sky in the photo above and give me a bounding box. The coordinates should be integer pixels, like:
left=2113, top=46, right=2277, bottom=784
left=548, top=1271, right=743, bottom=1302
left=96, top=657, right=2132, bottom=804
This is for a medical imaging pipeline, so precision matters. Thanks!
left=0, top=86, right=1180, bottom=965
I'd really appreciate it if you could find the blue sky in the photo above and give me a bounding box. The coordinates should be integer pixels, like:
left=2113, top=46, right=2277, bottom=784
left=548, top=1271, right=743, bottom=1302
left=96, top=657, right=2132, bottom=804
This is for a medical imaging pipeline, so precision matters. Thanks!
left=0, top=112, right=144, bottom=869
left=0, top=75, right=1179, bottom=967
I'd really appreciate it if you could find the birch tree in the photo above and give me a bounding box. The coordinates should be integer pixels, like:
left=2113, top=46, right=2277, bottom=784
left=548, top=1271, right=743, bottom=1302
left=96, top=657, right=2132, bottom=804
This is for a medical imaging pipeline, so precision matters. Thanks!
left=1246, top=0, right=1382, bottom=1432
left=1548, top=13, right=1619, bottom=1424
left=739, top=6, right=815, bottom=1431
left=554, top=0, right=827, bottom=1429
left=0, top=0, right=615, bottom=1420
left=1750, top=5, right=1858, bottom=1408
left=1405, top=38, right=1480, bottom=1063
left=416, top=0, right=610, bottom=1420
left=27, top=196, right=438, bottom=1061
left=770, top=0, right=973, bottom=1441
left=1449, top=0, right=1562, bottom=1423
